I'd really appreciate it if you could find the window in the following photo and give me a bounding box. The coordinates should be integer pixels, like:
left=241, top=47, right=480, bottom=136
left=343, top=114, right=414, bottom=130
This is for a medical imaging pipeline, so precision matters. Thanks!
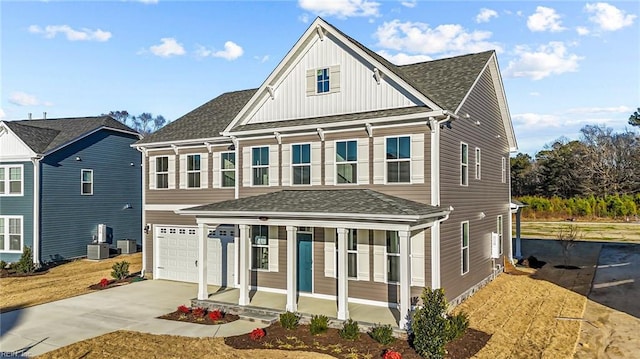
left=251, top=225, right=269, bottom=270
left=156, top=156, right=169, bottom=189
left=292, top=144, right=311, bottom=185
left=81, top=169, right=93, bottom=195
left=187, top=154, right=201, bottom=188
left=336, top=140, right=357, bottom=184
left=386, top=231, right=400, bottom=282
left=475, top=147, right=481, bottom=180
left=501, top=157, right=506, bottom=183
left=0, top=165, right=23, bottom=196
left=221, top=152, right=235, bottom=187
left=0, top=216, right=22, bottom=252
left=497, top=215, right=503, bottom=255
left=461, top=143, right=468, bottom=186
left=461, top=221, right=469, bottom=275
left=386, top=136, right=410, bottom=183
left=317, top=68, right=330, bottom=94
left=347, top=229, right=357, bottom=278
left=252, top=147, right=269, bottom=186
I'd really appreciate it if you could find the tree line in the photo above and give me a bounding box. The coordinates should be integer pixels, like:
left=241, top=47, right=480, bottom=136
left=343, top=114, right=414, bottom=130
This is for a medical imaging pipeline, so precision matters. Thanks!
left=104, top=110, right=166, bottom=136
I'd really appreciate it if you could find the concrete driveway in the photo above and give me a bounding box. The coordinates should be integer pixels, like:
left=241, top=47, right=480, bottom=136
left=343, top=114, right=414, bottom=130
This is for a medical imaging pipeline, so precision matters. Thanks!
left=0, top=280, right=260, bottom=357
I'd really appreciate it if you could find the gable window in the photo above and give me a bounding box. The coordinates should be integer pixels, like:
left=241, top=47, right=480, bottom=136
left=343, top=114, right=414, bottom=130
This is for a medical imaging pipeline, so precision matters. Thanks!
left=0, top=165, right=23, bottom=196
left=0, top=216, right=22, bottom=252
left=156, top=156, right=169, bottom=189
left=252, top=147, right=269, bottom=186
left=497, top=215, right=503, bottom=255
left=251, top=225, right=269, bottom=270
left=317, top=68, right=330, bottom=94
left=81, top=169, right=93, bottom=195
left=221, top=152, right=235, bottom=188
left=336, top=140, right=357, bottom=184
left=386, top=231, right=400, bottom=282
left=386, top=136, right=410, bottom=183
left=187, top=155, right=201, bottom=188
left=475, top=147, right=481, bottom=180
left=501, top=157, right=506, bottom=183
left=292, top=144, right=311, bottom=185
left=461, top=221, right=469, bottom=275
left=461, top=143, right=468, bottom=186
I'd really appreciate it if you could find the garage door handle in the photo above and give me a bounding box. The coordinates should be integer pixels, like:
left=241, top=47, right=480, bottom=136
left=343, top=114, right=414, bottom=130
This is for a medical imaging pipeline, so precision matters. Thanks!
left=157, top=266, right=164, bottom=269
left=195, top=260, right=198, bottom=267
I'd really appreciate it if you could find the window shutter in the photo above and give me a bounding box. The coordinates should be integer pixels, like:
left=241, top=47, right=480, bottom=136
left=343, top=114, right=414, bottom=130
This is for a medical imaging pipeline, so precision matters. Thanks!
left=201, top=152, right=209, bottom=188
left=268, top=226, right=279, bottom=272
left=212, top=152, right=220, bottom=188
left=179, top=154, right=187, bottom=189
left=269, top=145, right=279, bottom=186
left=311, top=142, right=322, bottom=186
left=325, top=141, right=335, bottom=186
left=411, top=134, right=425, bottom=184
left=357, top=138, right=369, bottom=184
left=410, top=230, right=425, bottom=287
left=149, top=156, right=156, bottom=190
left=282, top=144, right=291, bottom=186
left=373, top=137, right=385, bottom=184
left=356, top=229, right=370, bottom=281
left=329, top=65, right=340, bottom=93
left=324, top=228, right=336, bottom=278
left=242, top=147, right=251, bottom=187
left=168, top=155, right=176, bottom=189
left=372, top=230, right=386, bottom=282
left=306, top=69, right=315, bottom=96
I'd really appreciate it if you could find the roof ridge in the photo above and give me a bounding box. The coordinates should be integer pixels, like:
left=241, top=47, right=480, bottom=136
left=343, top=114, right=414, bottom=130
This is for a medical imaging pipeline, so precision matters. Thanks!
left=397, top=50, right=495, bottom=68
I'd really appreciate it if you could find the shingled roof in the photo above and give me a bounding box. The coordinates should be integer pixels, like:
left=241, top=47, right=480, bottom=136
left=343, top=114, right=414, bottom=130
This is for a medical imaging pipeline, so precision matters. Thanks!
left=3, top=116, right=138, bottom=154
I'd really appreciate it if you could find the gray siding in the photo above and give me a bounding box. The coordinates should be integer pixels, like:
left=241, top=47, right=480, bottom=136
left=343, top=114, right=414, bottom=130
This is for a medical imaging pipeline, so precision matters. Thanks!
left=0, top=161, right=34, bottom=263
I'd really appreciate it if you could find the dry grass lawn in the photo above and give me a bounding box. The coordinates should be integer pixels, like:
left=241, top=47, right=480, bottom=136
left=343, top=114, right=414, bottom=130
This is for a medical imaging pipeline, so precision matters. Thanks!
left=518, top=221, right=640, bottom=242
left=0, top=253, right=141, bottom=313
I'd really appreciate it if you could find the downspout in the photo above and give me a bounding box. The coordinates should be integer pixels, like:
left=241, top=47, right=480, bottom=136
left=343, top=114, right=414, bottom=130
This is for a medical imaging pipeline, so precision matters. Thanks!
left=31, top=156, right=42, bottom=267
left=137, top=147, right=147, bottom=274
left=231, top=136, right=239, bottom=200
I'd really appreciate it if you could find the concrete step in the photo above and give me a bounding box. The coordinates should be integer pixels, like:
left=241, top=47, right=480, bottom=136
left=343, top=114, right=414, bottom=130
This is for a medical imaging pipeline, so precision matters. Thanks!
left=239, top=312, right=279, bottom=324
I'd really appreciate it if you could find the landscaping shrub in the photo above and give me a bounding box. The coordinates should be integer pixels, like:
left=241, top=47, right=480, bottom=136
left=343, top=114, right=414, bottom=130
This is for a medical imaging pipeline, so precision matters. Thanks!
left=410, top=287, right=449, bottom=359
left=177, top=305, right=191, bottom=314
left=445, top=312, right=469, bottom=342
left=339, top=318, right=360, bottom=341
left=0, top=260, right=7, bottom=269
left=279, top=311, right=300, bottom=330
left=99, top=278, right=110, bottom=288
left=309, top=314, right=329, bottom=335
left=208, top=310, right=223, bottom=321
left=369, top=323, right=395, bottom=345
left=192, top=307, right=206, bottom=318
left=15, top=246, right=35, bottom=274
left=250, top=328, right=265, bottom=341
left=382, top=349, right=402, bottom=359
left=111, top=261, right=130, bottom=280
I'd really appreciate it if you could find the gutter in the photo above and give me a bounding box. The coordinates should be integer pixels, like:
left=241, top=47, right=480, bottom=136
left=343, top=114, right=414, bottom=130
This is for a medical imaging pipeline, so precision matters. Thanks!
left=31, top=155, right=43, bottom=267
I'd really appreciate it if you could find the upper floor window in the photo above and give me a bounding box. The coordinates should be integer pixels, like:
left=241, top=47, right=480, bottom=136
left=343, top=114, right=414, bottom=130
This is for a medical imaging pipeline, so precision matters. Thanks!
left=252, top=147, right=269, bottom=186
left=317, top=68, right=330, bottom=94
left=461, top=221, right=469, bottom=275
left=292, top=144, right=311, bottom=185
left=156, top=156, right=169, bottom=189
left=251, top=225, right=269, bottom=270
left=475, top=147, right=481, bottom=180
left=187, top=155, right=201, bottom=188
left=81, top=169, right=93, bottom=195
left=502, top=157, right=507, bottom=183
left=0, top=165, right=23, bottom=196
left=336, top=140, right=357, bottom=184
left=386, top=231, right=400, bottom=282
left=461, top=142, right=469, bottom=186
left=0, top=216, right=22, bottom=252
left=386, top=136, right=410, bottom=183
left=221, top=152, right=235, bottom=188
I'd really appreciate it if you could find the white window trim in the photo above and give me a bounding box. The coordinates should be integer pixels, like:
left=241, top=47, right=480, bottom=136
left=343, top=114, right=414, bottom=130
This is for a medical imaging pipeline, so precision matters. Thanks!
left=156, top=156, right=169, bottom=189
left=461, top=221, right=470, bottom=275
left=251, top=225, right=269, bottom=271
left=335, top=139, right=358, bottom=185
left=502, top=157, right=507, bottom=183
left=317, top=68, right=330, bottom=94
left=251, top=146, right=270, bottom=187
left=347, top=229, right=358, bottom=279
left=0, top=164, right=24, bottom=197
left=186, top=154, right=201, bottom=189
left=386, top=231, right=400, bottom=284
left=384, top=135, right=412, bottom=185
left=460, top=142, right=469, bottom=187
left=220, top=151, right=235, bottom=188
left=497, top=215, right=504, bottom=255
left=475, top=147, right=481, bottom=180
left=291, top=143, right=312, bottom=186
left=0, top=215, right=24, bottom=253
left=81, top=169, right=93, bottom=195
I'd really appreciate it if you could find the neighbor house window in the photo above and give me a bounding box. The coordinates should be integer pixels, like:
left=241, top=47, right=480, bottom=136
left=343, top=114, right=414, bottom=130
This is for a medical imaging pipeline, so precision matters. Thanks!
left=187, top=154, right=201, bottom=188
left=292, top=144, right=311, bottom=185
left=317, top=68, right=330, bottom=94
left=461, top=143, right=468, bottom=186
left=497, top=215, right=503, bottom=255
left=502, top=157, right=507, bottom=183
left=252, top=147, right=269, bottom=186
left=221, top=152, right=235, bottom=188
left=347, top=229, right=357, bottom=279
left=81, top=169, right=93, bottom=195
left=0, top=165, right=23, bottom=196
left=156, top=156, right=169, bottom=189
left=386, top=136, right=410, bottom=183
left=0, top=216, right=23, bottom=252
left=386, top=231, right=400, bottom=282
left=251, top=225, right=269, bottom=270
left=475, top=147, right=481, bottom=180
left=336, top=140, right=357, bottom=184
left=461, top=221, right=469, bottom=275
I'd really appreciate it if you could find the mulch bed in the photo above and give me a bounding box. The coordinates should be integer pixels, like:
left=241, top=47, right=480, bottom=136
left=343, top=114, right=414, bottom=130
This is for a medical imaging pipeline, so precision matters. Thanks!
left=88, top=275, right=145, bottom=290
left=158, top=308, right=240, bottom=325
left=0, top=268, right=49, bottom=278
left=225, top=322, right=489, bottom=359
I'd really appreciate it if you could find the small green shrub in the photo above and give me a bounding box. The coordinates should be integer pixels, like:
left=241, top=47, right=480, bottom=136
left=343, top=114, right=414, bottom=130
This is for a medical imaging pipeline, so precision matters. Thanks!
left=410, top=287, right=449, bottom=359
left=0, top=260, right=7, bottom=269
left=111, top=261, right=130, bottom=280
left=309, top=314, right=329, bottom=335
left=369, top=323, right=395, bottom=345
left=15, top=246, right=35, bottom=274
left=445, top=312, right=469, bottom=341
left=279, top=311, right=300, bottom=330
left=339, top=318, right=360, bottom=341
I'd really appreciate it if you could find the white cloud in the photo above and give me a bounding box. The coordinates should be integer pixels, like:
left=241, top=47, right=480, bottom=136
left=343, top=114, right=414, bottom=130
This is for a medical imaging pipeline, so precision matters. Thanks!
left=28, top=24, right=111, bottom=42
left=298, top=0, right=380, bottom=18
left=8, top=92, right=52, bottom=107
left=504, top=42, right=583, bottom=80
left=197, top=41, right=244, bottom=61
left=576, top=26, right=590, bottom=36
left=377, top=50, right=432, bottom=65
left=254, top=55, right=270, bottom=63
left=374, top=20, right=502, bottom=56
left=527, top=6, right=565, bottom=32
left=149, top=38, right=185, bottom=57
left=401, top=0, right=417, bottom=8
left=529, top=92, right=541, bottom=96
left=299, top=13, right=310, bottom=23
left=137, top=0, right=158, bottom=4
left=0, top=108, right=5, bottom=119
left=476, top=8, right=498, bottom=23
left=564, top=105, right=631, bottom=115
left=585, top=3, right=636, bottom=31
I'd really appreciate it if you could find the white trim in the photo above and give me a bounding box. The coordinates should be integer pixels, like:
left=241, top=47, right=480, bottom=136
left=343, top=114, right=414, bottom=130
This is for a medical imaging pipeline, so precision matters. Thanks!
left=0, top=215, right=24, bottom=253
left=249, top=145, right=270, bottom=187
left=147, top=204, right=206, bottom=211
left=0, top=164, right=24, bottom=197
left=183, top=209, right=448, bottom=223
left=81, top=169, right=93, bottom=195
left=475, top=147, right=481, bottom=180
left=139, top=147, right=147, bottom=273
left=497, top=215, right=504, bottom=255
left=460, top=142, right=469, bottom=186
left=219, top=151, right=236, bottom=188
left=132, top=137, right=231, bottom=150
left=384, top=135, right=412, bottom=184
left=185, top=154, right=202, bottom=189
left=31, top=158, right=41, bottom=265
left=243, top=285, right=400, bottom=309
left=502, top=156, right=507, bottom=183
left=461, top=221, right=470, bottom=275
left=194, top=217, right=423, bottom=233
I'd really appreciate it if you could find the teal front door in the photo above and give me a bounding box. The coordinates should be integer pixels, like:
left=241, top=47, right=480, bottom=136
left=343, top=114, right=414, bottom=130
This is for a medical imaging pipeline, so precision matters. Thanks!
left=297, top=233, right=313, bottom=292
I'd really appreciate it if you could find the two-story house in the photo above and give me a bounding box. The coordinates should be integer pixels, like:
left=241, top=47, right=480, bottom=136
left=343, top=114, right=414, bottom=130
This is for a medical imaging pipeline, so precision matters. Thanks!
left=0, top=116, right=142, bottom=264
left=133, top=18, right=517, bottom=328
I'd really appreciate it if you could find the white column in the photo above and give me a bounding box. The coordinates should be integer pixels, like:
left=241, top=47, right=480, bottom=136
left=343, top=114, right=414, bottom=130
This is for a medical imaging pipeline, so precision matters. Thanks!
left=398, top=230, right=411, bottom=329
left=336, top=227, right=349, bottom=320
left=431, top=221, right=441, bottom=289
left=515, top=210, right=522, bottom=258
left=286, top=226, right=298, bottom=312
left=238, top=224, right=251, bottom=305
left=197, top=223, right=210, bottom=300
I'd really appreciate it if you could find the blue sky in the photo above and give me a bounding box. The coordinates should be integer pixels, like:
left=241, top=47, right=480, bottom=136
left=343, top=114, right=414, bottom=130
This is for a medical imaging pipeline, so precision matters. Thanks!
left=2, top=0, right=638, bottom=155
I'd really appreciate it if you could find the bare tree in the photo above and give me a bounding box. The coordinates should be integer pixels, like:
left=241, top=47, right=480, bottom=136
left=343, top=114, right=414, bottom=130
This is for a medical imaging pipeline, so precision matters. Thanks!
left=557, top=225, right=582, bottom=268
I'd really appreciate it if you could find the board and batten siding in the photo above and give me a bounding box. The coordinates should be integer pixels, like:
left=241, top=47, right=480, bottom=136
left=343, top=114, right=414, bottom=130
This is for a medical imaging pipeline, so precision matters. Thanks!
left=39, top=130, right=142, bottom=262
left=438, top=66, right=511, bottom=302
left=0, top=161, right=34, bottom=263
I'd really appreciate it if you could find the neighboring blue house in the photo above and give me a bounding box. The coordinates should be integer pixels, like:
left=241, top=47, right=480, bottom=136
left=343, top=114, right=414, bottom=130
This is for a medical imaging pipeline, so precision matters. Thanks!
left=0, top=115, right=142, bottom=264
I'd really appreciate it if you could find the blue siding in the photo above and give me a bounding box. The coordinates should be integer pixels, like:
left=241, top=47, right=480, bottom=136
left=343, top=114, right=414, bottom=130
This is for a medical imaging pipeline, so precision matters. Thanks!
left=40, top=130, right=141, bottom=262
left=0, top=161, right=34, bottom=263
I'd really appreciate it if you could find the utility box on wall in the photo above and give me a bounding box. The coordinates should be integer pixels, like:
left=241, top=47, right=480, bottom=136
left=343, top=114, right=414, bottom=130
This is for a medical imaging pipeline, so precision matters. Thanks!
left=491, top=232, right=500, bottom=259
left=117, top=239, right=137, bottom=254
left=87, top=243, right=109, bottom=260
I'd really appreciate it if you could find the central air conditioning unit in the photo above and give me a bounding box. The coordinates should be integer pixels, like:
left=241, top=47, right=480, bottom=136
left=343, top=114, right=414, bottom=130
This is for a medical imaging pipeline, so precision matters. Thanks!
left=491, top=232, right=500, bottom=259
left=97, top=224, right=107, bottom=243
